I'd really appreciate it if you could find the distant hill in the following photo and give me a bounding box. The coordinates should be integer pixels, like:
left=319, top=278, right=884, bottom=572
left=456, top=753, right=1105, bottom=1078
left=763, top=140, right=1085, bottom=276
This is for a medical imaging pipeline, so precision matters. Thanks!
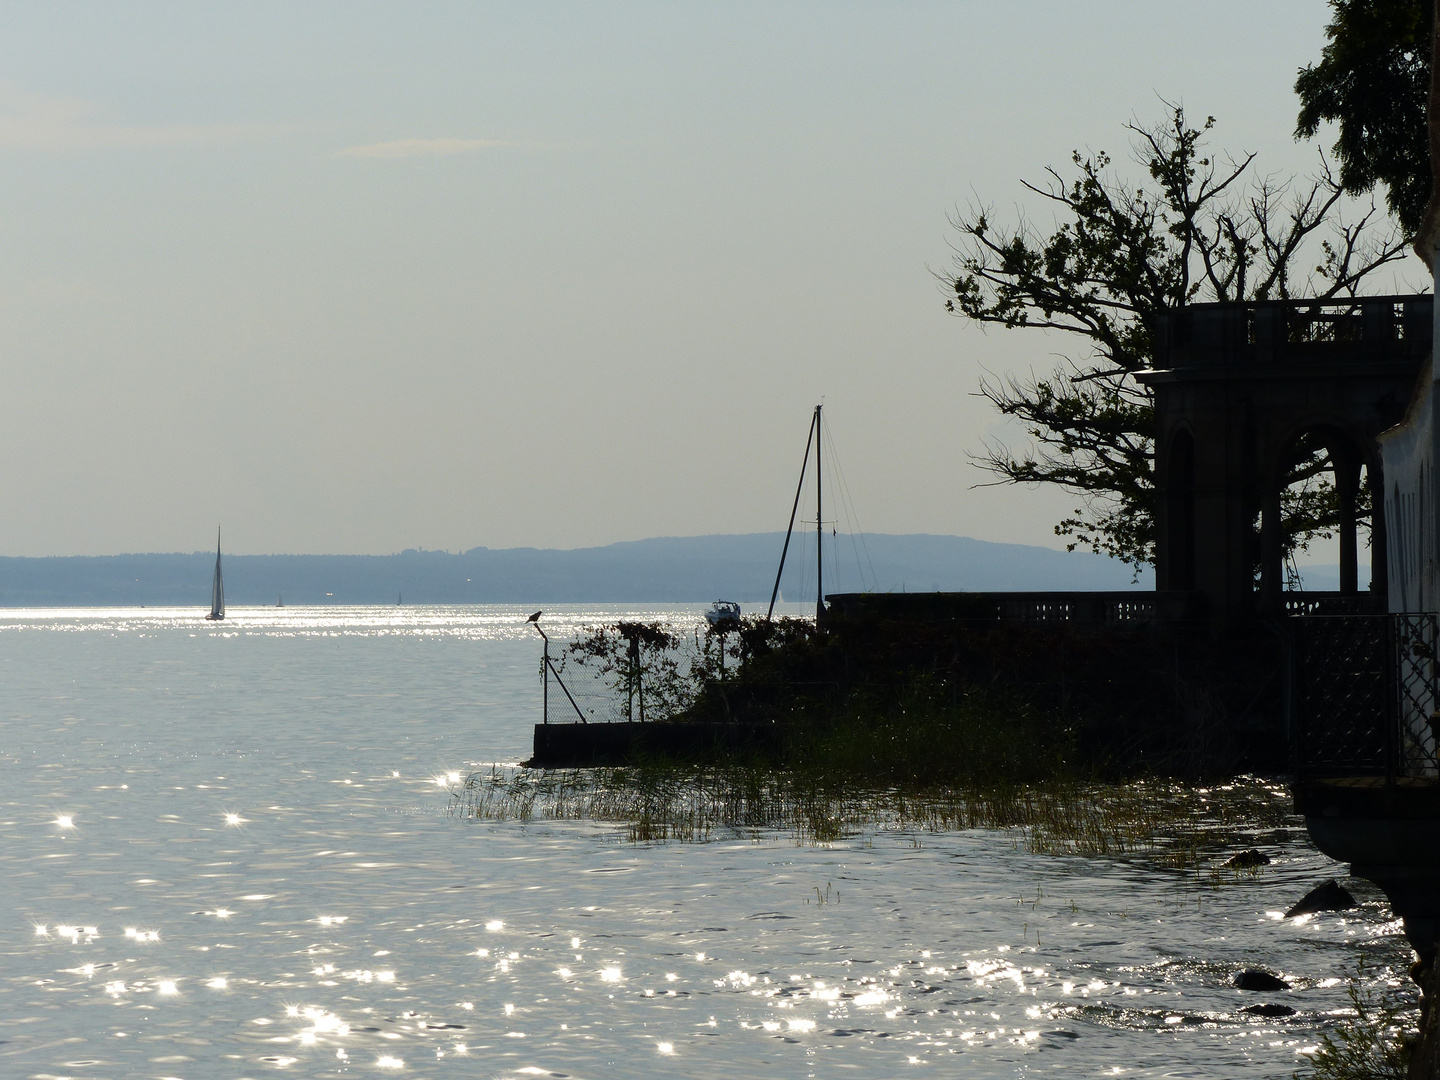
left=0, top=533, right=1153, bottom=607
left=1294, top=564, right=1340, bottom=591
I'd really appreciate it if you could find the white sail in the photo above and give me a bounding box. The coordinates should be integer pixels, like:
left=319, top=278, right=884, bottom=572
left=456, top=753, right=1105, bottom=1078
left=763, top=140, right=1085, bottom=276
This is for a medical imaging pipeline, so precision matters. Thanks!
left=206, top=528, right=225, bottom=620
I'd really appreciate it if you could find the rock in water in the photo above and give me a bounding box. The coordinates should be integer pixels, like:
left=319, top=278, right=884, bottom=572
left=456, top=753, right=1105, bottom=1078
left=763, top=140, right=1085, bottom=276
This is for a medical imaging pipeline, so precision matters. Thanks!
left=1234, top=970, right=1290, bottom=991
left=1284, top=879, right=1356, bottom=918
left=1241, top=1003, right=1296, bottom=1017
left=1224, top=849, right=1271, bottom=868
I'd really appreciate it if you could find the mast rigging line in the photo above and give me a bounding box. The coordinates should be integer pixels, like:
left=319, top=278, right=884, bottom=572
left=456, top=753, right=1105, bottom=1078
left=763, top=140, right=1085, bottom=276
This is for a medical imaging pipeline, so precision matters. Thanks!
left=819, top=414, right=877, bottom=595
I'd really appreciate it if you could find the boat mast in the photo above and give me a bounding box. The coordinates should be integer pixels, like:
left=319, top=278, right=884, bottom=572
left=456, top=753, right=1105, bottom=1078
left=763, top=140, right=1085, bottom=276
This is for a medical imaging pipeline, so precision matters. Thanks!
left=814, top=404, right=823, bottom=626
left=766, top=408, right=818, bottom=621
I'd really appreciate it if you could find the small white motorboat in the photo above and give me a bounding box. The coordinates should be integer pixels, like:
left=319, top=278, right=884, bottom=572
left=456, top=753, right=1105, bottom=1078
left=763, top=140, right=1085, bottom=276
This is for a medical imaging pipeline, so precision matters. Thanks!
left=704, top=600, right=741, bottom=631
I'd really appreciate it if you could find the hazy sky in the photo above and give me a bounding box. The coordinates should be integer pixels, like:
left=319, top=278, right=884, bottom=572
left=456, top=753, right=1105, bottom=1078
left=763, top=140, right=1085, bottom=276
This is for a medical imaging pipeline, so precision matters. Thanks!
left=0, top=2, right=1421, bottom=556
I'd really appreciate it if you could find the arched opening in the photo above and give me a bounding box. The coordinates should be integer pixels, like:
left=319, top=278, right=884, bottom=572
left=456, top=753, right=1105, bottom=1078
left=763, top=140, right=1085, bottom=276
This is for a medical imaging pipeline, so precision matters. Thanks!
left=1165, top=430, right=1196, bottom=591
left=1262, top=427, right=1370, bottom=598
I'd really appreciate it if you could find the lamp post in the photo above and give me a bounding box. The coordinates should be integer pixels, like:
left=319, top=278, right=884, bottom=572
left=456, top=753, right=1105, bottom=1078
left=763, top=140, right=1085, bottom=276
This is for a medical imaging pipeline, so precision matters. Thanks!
left=527, top=610, right=549, bottom=724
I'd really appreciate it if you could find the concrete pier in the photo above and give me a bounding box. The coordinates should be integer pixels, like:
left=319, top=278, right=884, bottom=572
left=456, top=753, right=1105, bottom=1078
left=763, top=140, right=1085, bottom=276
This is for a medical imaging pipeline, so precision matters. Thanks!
left=528, top=721, right=783, bottom=768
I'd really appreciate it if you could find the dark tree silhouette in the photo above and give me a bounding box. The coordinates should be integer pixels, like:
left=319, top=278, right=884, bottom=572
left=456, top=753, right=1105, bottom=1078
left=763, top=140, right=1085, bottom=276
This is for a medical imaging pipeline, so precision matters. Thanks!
left=1295, top=0, right=1431, bottom=237
left=947, top=105, right=1407, bottom=567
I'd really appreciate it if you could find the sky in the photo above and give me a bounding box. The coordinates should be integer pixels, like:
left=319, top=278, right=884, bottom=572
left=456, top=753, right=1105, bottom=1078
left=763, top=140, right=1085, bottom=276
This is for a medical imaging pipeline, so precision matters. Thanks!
left=0, top=1, right=1423, bottom=556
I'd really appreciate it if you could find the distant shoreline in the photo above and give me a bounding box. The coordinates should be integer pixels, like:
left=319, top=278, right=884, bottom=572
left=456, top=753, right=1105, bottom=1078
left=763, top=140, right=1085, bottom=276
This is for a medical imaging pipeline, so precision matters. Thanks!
left=0, top=531, right=1172, bottom=607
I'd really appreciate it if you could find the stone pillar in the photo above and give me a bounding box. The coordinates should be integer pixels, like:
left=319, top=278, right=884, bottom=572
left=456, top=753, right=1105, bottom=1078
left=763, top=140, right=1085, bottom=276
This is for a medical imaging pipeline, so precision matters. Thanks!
left=1335, top=451, right=1362, bottom=595
left=1260, top=486, right=1283, bottom=605
left=1370, top=460, right=1387, bottom=598
left=1162, top=431, right=1196, bottom=591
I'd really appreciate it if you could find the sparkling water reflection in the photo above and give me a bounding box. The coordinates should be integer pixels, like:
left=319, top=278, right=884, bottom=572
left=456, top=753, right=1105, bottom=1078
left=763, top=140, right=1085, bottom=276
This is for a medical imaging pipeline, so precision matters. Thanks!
left=0, top=605, right=1415, bottom=1078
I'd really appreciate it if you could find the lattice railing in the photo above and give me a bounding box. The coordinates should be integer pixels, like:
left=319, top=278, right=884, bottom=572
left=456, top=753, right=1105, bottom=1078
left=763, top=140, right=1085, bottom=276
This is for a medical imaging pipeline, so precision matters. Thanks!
left=1393, top=614, right=1440, bottom=777
left=1290, top=613, right=1440, bottom=781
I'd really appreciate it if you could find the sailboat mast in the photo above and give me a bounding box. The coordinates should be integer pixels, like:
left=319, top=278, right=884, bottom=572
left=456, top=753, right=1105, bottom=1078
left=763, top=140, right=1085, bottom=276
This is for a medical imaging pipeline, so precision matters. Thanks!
left=216, top=527, right=223, bottom=613
left=815, top=404, right=822, bottom=626
left=766, top=409, right=818, bottom=621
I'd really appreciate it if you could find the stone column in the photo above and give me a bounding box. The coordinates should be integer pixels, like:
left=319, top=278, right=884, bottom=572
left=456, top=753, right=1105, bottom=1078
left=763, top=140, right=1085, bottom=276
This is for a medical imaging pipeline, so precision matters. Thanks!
left=1260, top=486, right=1283, bottom=606
left=1335, top=450, right=1362, bottom=595
left=1370, top=459, right=1387, bottom=599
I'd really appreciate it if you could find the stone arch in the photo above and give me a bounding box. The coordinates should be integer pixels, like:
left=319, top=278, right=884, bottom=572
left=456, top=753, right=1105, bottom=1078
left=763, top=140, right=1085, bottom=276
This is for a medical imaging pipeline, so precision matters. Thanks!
left=1262, top=422, right=1371, bottom=597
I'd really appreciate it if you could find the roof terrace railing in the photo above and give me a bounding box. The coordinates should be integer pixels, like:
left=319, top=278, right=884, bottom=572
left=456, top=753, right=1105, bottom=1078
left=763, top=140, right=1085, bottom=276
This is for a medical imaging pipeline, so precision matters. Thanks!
left=1151, top=295, right=1432, bottom=369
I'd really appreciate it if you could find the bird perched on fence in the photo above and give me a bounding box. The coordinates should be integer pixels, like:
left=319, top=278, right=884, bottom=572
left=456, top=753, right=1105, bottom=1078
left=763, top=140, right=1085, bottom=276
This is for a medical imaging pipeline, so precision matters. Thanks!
left=527, top=611, right=543, bottom=623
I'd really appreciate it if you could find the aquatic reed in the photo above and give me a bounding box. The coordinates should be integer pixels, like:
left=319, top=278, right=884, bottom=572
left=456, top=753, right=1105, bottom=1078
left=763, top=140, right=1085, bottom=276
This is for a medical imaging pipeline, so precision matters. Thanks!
left=449, top=766, right=1295, bottom=867
left=1295, top=970, right=1416, bottom=1080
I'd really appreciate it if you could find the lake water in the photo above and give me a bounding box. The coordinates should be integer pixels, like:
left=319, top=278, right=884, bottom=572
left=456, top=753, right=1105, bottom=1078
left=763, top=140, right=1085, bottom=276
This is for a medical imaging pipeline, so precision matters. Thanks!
left=0, top=605, right=1416, bottom=1079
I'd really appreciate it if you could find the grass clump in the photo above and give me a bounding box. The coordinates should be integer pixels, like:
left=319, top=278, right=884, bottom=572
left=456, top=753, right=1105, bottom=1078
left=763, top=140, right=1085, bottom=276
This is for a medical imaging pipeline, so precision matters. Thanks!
left=1296, top=972, right=1416, bottom=1080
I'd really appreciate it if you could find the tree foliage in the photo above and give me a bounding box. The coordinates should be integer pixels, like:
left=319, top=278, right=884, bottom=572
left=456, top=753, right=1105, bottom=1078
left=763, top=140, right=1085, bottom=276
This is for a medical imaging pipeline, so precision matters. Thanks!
left=947, top=104, right=1407, bottom=567
left=1295, top=0, right=1431, bottom=237
left=562, top=621, right=693, bottom=720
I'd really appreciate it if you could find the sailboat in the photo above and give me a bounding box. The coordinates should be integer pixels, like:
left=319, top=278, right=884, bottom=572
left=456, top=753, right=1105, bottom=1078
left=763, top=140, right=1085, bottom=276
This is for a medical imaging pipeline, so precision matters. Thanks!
left=206, top=528, right=225, bottom=621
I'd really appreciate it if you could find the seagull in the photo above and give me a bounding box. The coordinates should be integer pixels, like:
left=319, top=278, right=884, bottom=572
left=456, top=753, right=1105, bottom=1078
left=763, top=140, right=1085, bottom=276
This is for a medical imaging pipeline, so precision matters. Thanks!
left=527, top=611, right=543, bottom=623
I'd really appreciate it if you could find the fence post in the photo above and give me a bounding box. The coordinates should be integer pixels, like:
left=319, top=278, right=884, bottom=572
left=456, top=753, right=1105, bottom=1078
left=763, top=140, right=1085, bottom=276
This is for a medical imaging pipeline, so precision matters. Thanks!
left=626, top=635, right=634, bottom=722
left=1284, top=617, right=1300, bottom=778
left=1385, top=615, right=1397, bottom=785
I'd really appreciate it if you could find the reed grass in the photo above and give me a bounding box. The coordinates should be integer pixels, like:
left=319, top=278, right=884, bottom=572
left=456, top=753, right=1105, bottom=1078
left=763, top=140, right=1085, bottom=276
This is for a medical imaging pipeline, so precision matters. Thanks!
left=449, top=765, right=1294, bottom=867
left=1295, top=970, right=1416, bottom=1080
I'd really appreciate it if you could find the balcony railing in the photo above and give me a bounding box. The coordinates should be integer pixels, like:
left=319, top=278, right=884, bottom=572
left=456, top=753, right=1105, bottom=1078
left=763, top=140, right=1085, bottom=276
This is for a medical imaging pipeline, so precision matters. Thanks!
left=1281, top=592, right=1386, bottom=618
left=1152, top=295, right=1432, bottom=369
left=823, top=591, right=1200, bottom=626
